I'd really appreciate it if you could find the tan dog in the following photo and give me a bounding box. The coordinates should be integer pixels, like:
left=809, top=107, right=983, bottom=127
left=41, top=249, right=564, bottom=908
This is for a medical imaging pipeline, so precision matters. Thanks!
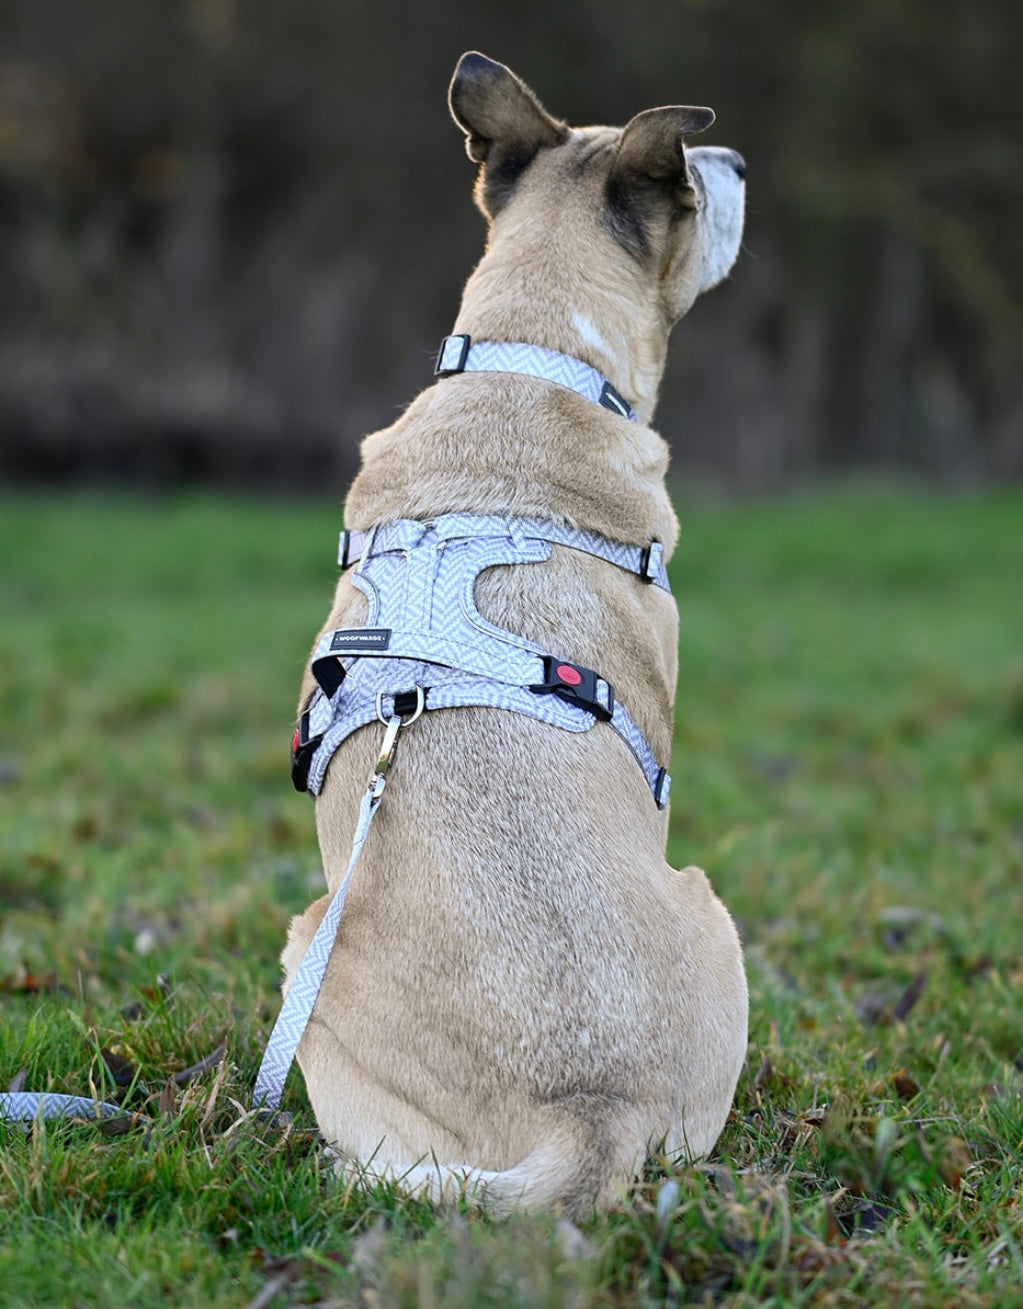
left=281, top=52, right=748, bottom=1217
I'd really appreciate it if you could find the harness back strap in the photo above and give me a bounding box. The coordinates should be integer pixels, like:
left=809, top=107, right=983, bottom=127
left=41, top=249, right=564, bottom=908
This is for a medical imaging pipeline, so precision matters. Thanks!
left=338, top=514, right=668, bottom=591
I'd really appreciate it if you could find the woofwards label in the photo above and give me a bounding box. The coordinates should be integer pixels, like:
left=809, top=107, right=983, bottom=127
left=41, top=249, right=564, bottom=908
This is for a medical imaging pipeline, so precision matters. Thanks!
left=329, top=627, right=392, bottom=652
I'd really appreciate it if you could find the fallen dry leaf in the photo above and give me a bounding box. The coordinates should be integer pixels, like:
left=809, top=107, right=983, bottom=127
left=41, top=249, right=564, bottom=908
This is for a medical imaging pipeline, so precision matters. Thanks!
left=100, top=1047, right=138, bottom=1087
left=0, top=965, right=58, bottom=995
left=892, top=972, right=927, bottom=1022
left=172, top=1040, right=227, bottom=1086
left=892, top=1071, right=921, bottom=1100
left=159, top=1080, right=178, bottom=1119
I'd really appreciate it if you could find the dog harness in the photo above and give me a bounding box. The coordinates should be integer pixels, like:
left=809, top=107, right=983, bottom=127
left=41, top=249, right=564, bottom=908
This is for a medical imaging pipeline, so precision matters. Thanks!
left=292, top=334, right=672, bottom=810
left=292, top=513, right=673, bottom=809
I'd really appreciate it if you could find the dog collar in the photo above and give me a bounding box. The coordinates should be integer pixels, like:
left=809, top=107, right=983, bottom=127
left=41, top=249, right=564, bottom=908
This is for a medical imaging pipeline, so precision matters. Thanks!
left=435, top=334, right=636, bottom=421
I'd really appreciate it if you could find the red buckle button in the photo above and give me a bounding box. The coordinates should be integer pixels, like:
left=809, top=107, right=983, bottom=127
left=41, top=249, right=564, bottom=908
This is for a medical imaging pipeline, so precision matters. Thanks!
left=555, top=663, right=583, bottom=686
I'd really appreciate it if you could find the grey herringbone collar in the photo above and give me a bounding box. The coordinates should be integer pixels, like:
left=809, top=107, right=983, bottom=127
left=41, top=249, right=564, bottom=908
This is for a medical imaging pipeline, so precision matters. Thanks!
left=435, top=334, right=636, bottom=420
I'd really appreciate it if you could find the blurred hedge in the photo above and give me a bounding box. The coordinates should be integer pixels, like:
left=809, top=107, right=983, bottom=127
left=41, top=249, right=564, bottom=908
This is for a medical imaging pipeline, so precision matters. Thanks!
left=1, top=0, right=1019, bottom=490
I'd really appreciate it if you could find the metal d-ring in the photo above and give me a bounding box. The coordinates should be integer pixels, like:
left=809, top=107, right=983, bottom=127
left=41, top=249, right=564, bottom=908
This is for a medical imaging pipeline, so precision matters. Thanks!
left=375, top=684, right=425, bottom=727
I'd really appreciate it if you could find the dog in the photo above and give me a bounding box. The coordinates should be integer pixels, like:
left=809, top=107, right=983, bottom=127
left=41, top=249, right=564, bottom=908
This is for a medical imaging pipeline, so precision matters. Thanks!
left=278, top=51, right=748, bottom=1217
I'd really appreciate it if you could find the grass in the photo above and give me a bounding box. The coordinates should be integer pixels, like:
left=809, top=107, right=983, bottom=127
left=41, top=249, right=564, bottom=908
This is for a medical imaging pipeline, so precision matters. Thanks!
left=1, top=483, right=1021, bottom=1307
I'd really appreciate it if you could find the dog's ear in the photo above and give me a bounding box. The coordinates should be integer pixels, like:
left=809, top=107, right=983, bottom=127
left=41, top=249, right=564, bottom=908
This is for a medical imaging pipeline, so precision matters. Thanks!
left=605, top=106, right=715, bottom=257
left=449, top=52, right=569, bottom=215
left=611, top=106, right=714, bottom=194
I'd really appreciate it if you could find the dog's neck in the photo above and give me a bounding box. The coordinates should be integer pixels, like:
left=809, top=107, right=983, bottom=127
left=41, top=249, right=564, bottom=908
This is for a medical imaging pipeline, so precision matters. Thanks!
left=344, top=239, right=679, bottom=546
left=452, top=242, right=671, bottom=426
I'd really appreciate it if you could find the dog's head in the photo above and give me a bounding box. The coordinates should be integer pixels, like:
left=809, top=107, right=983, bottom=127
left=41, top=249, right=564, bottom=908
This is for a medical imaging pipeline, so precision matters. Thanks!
left=449, top=52, right=745, bottom=365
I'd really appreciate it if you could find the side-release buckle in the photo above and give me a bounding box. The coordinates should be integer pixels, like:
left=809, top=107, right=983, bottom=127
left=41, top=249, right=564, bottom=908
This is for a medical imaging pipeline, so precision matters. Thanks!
left=291, top=710, right=324, bottom=793
left=530, top=656, right=614, bottom=722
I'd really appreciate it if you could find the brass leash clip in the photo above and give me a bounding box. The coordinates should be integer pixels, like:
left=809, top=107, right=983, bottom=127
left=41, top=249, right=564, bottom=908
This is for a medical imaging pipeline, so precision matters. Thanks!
left=368, top=686, right=425, bottom=802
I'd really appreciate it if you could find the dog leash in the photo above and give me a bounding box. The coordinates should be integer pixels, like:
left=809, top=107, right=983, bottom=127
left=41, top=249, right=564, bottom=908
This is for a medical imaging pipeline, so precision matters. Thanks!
left=2, top=693, right=420, bottom=1125
left=0, top=1092, right=124, bottom=1125
left=252, top=687, right=424, bottom=1111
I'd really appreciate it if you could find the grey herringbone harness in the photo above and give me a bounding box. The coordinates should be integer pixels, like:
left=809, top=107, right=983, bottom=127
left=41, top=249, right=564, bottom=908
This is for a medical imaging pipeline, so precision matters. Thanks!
left=292, top=513, right=673, bottom=808
left=292, top=333, right=670, bottom=807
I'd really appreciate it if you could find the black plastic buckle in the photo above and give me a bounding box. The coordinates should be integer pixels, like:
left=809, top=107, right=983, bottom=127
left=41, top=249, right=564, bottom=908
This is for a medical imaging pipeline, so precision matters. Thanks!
left=530, top=656, right=614, bottom=722
left=638, top=539, right=663, bottom=584
left=598, top=379, right=634, bottom=420
left=654, top=767, right=671, bottom=810
left=290, top=710, right=324, bottom=793
left=435, top=334, right=471, bottom=376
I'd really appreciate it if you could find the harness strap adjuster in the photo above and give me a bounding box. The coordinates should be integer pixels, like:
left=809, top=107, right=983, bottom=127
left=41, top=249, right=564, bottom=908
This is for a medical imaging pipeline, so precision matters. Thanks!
left=435, top=333, right=471, bottom=376
left=291, top=710, right=324, bottom=793
left=598, top=379, right=635, bottom=421
left=530, top=656, right=614, bottom=723
left=639, top=539, right=663, bottom=584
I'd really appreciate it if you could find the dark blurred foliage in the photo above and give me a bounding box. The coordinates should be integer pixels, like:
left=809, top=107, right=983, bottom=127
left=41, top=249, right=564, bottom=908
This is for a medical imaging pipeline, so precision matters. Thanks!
left=0, top=0, right=1019, bottom=491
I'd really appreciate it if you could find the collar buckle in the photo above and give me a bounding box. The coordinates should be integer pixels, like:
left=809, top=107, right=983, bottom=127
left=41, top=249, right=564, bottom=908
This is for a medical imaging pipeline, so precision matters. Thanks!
left=435, top=334, right=471, bottom=376
left=639, top=540, right=663, bottom=584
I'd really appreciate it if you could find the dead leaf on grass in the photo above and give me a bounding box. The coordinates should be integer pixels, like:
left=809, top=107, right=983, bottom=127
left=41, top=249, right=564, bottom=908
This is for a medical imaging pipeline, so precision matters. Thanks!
left=792, top=1239, right=849, bottom=1275
left=96, top=1113, right=140, bottom=1137
left=892, top=1071, right=921, bottom=1100
left=172, top=1040, right=227, bottom=1086
left=823, top=1198, right=845, bottom=1246
left=940, top=1137, right=972, bottom=1190
left=854, top=972, right=927, bottom=1027
left=838, top=1199, right=897, bottom=1237
left=159, top=1080, right=178, bottom=1119
left=892, top=972, right=927, bottom=1022
left=100, top=1047, right=138, bottom=1087
left=0, top=964, right=59, bottom=995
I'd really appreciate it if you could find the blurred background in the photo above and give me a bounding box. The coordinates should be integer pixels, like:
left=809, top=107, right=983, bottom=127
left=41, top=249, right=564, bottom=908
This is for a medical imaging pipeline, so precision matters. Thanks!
left=1, top=0, right=1019, bottom=494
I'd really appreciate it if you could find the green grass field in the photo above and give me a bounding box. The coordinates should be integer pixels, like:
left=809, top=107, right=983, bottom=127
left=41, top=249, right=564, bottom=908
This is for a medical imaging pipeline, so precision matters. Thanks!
left=1, top=486, right=1021, bottom=1307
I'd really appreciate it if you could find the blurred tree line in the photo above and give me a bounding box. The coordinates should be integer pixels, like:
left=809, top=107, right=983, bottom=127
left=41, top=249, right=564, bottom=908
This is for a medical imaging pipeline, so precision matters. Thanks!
left=0, top=0, right=1019, bottom=491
